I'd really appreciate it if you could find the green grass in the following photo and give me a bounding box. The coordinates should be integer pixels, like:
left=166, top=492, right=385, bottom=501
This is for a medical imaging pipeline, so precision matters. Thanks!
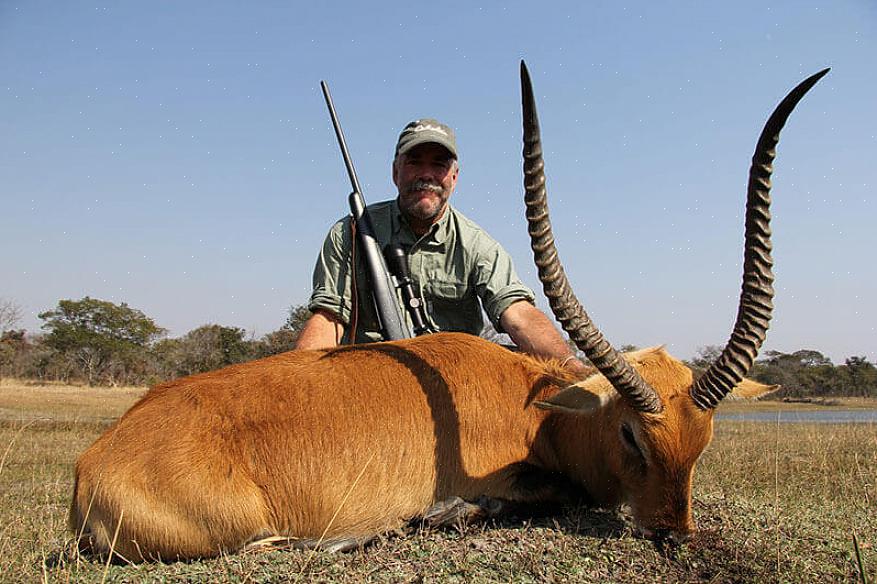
left=1, top=379, right=874, bottom=583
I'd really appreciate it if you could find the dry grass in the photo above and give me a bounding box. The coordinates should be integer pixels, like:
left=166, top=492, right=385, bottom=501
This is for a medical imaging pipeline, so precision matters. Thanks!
left=0, top=379, right=873, bottom=582
left=718, top=396, right=877, bottom=413
left=0, top=378, right=145, bottom=423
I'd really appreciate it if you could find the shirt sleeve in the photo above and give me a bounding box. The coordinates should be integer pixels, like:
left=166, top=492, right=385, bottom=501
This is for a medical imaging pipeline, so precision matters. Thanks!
left=308, top=217, right=353, bottom=325
left=470, top=236, right=536, bottom=332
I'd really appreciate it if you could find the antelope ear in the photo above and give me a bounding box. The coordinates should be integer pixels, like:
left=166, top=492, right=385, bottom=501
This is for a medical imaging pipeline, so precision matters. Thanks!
left=535, top=385, right=612, bottom=415
left=730, top=378, right=780, bottom=399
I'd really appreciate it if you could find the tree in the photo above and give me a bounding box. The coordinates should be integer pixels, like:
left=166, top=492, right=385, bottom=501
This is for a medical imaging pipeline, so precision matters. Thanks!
left=172, top=324, right=254, bottom=376
left=839, top=356, right=877, bottom=398
left=257, top=304, right=317, bottom=357
left=257, top=328, right=298, bottom=357
left=0, top=298, right=23, bottom=334
left=0, top=329, right=26, bottom=382
left=748, top=349, right=846, bottom=398
left=39, top=297, right=164, bottom=385
left=690, top=345, right=723, bottom=372
left=148, top=337, right=183, bottom=382
left=791, top=349, right=832, bottom=368
left=284, top=304, right=312, bottom=334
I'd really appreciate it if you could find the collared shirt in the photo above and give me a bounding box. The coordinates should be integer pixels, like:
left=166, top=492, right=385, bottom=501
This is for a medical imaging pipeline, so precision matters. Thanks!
left=308, top=199, right=535, bottom=344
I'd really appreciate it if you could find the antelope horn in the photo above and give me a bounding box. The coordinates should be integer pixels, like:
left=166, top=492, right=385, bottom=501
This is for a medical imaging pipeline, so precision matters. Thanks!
left=520, top=61, right=663, bottom=414
left=691, top=68, right=829, bottom=410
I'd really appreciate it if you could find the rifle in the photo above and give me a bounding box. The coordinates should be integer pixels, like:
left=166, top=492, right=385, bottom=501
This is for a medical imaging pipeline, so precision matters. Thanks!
left=384, top=243, right=434, bottom=336
left=320, top=80, right=412, bottom=341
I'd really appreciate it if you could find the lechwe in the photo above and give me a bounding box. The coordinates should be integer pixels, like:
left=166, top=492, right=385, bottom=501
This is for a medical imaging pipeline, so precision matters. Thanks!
left=70, top=63, right=827, bottom=561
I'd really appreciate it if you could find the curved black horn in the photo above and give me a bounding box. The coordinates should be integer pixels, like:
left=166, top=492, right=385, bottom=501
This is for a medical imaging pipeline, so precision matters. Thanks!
left=691, top=68, right=830, bottom=410
left=521, top=61, right=663, bottom=414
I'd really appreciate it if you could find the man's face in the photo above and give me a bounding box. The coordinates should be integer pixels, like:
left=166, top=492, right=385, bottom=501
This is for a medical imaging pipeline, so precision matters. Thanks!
left=393, top=142, right=459, bottom=226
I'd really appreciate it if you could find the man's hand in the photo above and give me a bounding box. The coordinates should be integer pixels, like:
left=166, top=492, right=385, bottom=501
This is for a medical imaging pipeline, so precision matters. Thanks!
left=499, top=301, right=589, bottom=377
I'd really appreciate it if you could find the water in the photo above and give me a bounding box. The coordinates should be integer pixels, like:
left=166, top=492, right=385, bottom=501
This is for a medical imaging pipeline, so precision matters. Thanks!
left=716, top=409, right=877, bottom=424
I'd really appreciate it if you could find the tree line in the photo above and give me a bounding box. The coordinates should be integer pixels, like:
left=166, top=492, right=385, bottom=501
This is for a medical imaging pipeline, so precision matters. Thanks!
left=1, top=296, right=874, bottom=397
left=689, top=346, right=876, bottom=399
left=0, top=297, right=309, bottom=386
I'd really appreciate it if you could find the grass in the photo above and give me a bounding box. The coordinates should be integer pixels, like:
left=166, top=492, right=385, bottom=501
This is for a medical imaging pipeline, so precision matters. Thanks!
left=719, top=396, right=877, bottom=413
left=0, top=378, right=874, bottom=582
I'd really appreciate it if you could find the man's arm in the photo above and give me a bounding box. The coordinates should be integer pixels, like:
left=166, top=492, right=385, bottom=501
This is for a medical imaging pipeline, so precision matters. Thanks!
left=294, top=309, right=345, bottom=351
left=300, top=216, right=355, bottom=351
left=499, top=300, right=590, bottom=376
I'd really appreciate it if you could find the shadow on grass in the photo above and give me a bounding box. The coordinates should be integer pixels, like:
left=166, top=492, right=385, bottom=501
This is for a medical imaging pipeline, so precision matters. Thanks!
left=413, top=502, right=628, bottom=542
left=495, top=504, right=628, bottom=539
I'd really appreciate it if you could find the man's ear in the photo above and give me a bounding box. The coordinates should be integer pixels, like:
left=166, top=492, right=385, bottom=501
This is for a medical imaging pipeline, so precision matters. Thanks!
left=391, top=157, right=401, bottom=188
left=535, top=385, right=612, bottom=415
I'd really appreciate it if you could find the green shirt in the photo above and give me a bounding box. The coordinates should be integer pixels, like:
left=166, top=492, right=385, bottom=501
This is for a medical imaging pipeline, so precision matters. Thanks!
left=308, top=199, right=535, bottom=344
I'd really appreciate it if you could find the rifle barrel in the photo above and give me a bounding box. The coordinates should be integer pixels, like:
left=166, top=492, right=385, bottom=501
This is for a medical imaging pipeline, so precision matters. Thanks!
left=320, top=81, right=363, bottom=195
left=319, top=80, right=412, bottom=341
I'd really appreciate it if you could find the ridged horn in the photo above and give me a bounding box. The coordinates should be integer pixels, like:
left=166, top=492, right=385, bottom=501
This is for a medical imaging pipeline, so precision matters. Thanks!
left=520, top=60, right=663, bottom=414
left=691, top=68, right=830, bottom=410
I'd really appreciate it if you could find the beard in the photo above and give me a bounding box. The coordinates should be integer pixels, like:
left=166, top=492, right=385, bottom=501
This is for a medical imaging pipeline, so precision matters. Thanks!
left=398, top=179, right=449, bottom=222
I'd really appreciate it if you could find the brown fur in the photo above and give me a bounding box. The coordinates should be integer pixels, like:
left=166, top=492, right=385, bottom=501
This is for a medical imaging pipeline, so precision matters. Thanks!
left=70, top=332, right=770, bottom=560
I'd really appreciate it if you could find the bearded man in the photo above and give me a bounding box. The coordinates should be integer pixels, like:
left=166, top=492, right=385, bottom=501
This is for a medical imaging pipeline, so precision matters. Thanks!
left=295, top=118, right=586, bottom=375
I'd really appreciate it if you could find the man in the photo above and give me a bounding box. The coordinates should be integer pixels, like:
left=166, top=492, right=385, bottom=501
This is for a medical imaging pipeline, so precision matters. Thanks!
left=295, top=118, right=587, bottom=375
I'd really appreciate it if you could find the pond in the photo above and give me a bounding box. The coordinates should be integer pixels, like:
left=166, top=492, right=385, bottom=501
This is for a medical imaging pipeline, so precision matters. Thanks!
left=715, top=409, right=877, bottom=423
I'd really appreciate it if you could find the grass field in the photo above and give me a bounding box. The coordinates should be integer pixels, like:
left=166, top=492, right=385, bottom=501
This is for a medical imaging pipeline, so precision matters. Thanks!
left=1, top=378, right=874, bottom=583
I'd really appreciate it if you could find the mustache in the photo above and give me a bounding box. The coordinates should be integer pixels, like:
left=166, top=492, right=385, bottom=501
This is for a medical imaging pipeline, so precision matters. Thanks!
left=405, top=179, right=444, bottom=195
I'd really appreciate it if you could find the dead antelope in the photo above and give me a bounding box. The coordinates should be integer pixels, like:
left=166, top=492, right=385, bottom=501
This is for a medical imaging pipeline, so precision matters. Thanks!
left=69, top=63, right=827, bottom=561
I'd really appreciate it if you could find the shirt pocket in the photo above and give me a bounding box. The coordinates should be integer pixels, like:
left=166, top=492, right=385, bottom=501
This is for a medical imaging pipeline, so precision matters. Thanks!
left=421, top=278, right=482, bottom=334
left=427, top=279, right=468, bottom=301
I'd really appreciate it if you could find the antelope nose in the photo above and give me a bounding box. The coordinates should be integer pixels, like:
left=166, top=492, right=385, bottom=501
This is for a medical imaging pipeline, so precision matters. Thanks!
left=654, top=528, right=692, bottom=546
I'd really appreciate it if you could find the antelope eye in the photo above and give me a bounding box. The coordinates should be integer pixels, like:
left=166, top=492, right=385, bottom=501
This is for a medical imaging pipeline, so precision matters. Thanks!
left=620, top=423, right=646, bottom=466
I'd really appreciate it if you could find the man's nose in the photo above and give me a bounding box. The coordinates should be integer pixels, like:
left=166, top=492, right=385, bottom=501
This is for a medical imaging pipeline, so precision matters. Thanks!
left=414, top=164, right=436, bottom=180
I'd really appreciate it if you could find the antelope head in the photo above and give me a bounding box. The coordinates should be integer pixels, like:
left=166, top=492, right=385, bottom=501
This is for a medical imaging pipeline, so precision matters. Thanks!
left=520, top=61, right=828, bottom=542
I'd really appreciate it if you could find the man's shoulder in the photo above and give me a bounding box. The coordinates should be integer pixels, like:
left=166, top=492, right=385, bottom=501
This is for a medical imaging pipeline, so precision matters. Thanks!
left=448, top=205, right=502, bottom=249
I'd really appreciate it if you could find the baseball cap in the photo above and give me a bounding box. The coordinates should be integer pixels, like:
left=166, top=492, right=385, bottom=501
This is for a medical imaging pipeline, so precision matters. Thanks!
left=395, top=118, right=457, bottom=159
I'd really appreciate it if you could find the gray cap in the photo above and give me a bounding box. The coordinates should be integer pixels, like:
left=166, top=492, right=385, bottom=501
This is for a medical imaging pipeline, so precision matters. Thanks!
left=394, top=118, right=457, bottom=159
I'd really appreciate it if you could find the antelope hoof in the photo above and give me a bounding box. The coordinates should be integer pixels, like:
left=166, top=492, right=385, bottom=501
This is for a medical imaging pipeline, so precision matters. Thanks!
left=423, top=496, right=503, bottom=528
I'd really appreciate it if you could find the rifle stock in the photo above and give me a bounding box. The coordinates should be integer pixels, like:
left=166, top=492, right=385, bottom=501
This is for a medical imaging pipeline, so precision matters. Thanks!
left=320, top=81, right=412, bottom=341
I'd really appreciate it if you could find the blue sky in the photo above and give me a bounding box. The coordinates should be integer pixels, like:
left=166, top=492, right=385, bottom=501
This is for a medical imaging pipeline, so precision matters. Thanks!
left=1, top=1, right=874, bottom=363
